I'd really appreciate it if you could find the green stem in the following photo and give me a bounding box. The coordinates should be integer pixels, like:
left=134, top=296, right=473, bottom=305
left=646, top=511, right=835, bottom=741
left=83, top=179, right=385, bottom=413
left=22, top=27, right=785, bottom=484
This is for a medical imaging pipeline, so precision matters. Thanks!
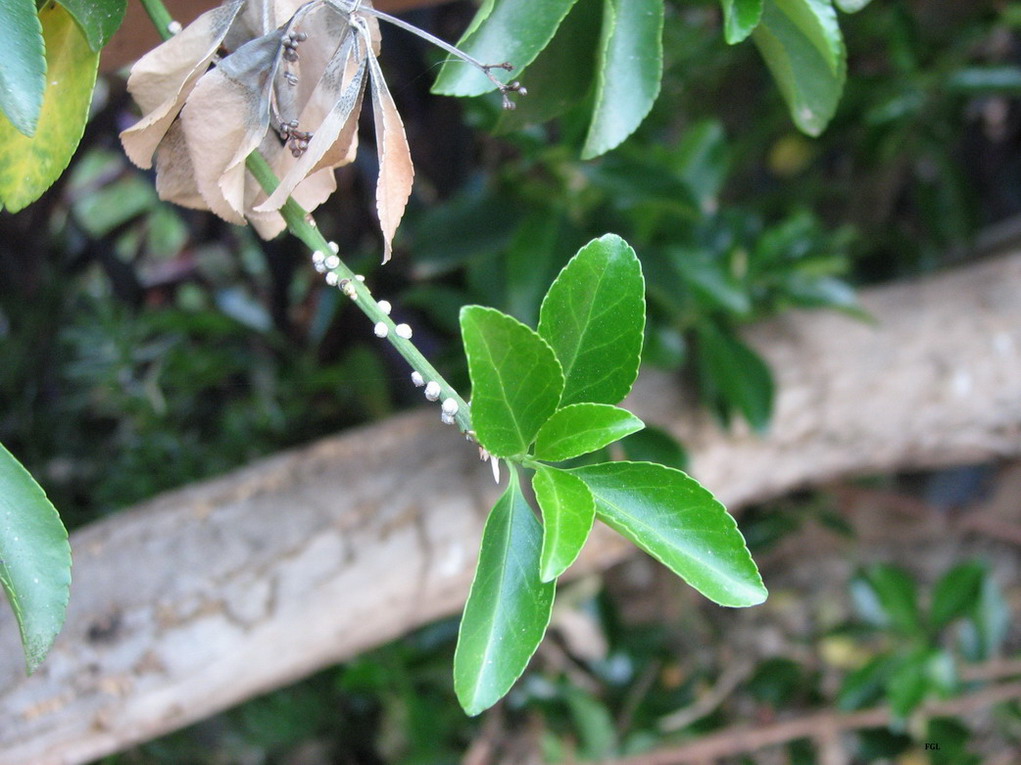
left=138, top=0, right=176, bottom=41
left=246, top=155, right=472, bottom=432
left=134, top=0, right=473, bottom=436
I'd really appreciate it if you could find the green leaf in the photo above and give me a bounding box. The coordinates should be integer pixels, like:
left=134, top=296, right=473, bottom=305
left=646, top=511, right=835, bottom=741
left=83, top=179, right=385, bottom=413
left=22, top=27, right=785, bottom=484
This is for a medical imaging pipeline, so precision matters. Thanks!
left=850, top=564, right=921, bottom=634
left=0, top=4, right=99, bottom=211
left=460, top=305, right=564, bottom=457
left=432, top=0, right=579, bottom=97
left=0, top=0, right=45, bottom=136
left=886, top=648, right=940, bottom=720
left=581, top=0, right=664, bottom=159
left=54, top=0, right=127, bottom=51
left=833, top=0, right=871, bottom=11
left=533, top=403, right=643, bottom=461
left=0, top=441, right=71, bottom=674
left=571, top=462, right=767, bottom=607
left=695, top=322, right=774, bottom=431
left=720, top=0, right=764, bottom=44
left=930, top=561, right=985, bottom=631
left=454, top=469, right=556, bottom=715
left=959, top=574, right=1009, bottom=662
left=538, top=234, right=645, bottom=406
left=752, top=0, right=846, bottom=136
left=533, top=466, right=595, bottom=582
left=495, top=0, right=601, bottom=133
left=620, top=426, right=688, bottom=471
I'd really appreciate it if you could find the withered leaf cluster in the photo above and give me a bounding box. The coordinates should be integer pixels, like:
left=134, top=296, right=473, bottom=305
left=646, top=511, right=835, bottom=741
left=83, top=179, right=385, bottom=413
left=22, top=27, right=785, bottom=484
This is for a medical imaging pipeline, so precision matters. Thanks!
left=121, top=0, right=413, bottom=261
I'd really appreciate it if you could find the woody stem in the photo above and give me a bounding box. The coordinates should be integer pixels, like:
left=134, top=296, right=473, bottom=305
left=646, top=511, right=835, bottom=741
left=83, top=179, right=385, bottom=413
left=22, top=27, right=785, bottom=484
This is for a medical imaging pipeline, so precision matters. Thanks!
left=134, top=0, right=474, bottom=435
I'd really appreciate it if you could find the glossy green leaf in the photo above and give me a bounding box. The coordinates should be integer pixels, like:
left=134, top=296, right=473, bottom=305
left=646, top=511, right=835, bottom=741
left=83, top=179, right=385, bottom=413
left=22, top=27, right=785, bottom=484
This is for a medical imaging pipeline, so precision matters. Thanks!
left=0, top=441, right=71, bottom=674
left=54, top=0, right=126, bottom=51
left=460, top=305, right=564, bottom=457
left=752, top=0, right=846, bottom=136
left=930, top=561, right=985, bottom=630
left=581, top=0, right=664, bottom=159
left=572, top=462, right=767, bottom=607
left=432, top=0, right=579, bottom=97
left=533, top=403, right=643, bottom=461
left=0, top=0, right=45, bottom=136
left=454, top=469, right=556, bottom=715
left=720, top=0, right=764, bottom=44
left=533, top=466, right=595, bottom=582
left=695, top=322, right=774, bottom=431
left=538, top=234, right=645, bottom=406
left=0, top=4, right=99, bottom=211
left=850, top=564, right=921, bottom=634
left=496, top=0, right=601, bottom=133
left=833, top=0, right=871, bottom=11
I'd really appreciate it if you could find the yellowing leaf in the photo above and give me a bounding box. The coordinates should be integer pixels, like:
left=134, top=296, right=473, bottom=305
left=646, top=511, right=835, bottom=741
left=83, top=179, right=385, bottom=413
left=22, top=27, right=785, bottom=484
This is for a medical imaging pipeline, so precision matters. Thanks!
left=0, top=4, right=97, bottom=212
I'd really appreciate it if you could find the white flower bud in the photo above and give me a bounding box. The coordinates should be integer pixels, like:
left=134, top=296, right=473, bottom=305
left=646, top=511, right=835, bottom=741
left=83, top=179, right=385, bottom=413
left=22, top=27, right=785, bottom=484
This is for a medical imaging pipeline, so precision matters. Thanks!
left=377, top=300, right=392, bottom=315
left=411, top=371, right=425, bottom=387
left=394, top=323, right=412, bottom=339
left=441, top=398, right=458, bottom=416
left=424, top=381, right=441, bottom=401
left=329, top=241, right=340, bottom=253
left=325, top=271, right=339, bottom=286
left=325, top=254, right=340, bottom=270
left=373, top=321, right=388, bottom=338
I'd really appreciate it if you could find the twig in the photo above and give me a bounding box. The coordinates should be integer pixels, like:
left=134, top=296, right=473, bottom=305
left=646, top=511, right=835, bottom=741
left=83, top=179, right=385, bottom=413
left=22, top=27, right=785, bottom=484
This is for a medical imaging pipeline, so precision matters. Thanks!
left=604, top=680, right=1021, bottom=764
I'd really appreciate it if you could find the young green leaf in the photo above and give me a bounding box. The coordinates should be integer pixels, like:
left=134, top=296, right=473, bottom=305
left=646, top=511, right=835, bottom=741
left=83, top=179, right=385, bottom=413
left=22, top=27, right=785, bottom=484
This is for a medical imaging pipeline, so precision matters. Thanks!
left=538, top=234, right=645, bottom=406
left=53, top=0, right=126, bottom=51
left=571, top=462, right=767, bottom=607
left=0, top=4, right=99, bottom=211
left=0, top=441, right=72, bottom=674
left=533, top=466, right=595, bottom=582
left=432, top=0, right=579, bottom=97
left=930, top=561, right=985, bottom=631
left=533, top=403, right=644, bottom=461
left=454, top=469, right=556, bottom=716
left=719, top=0, right=764, bottom=44
left=581, top=0, right=664, bottom=159
left=461, top=305, right=564, bottom=457
left=0, top=0, right=46, bottom=136
left=752, top=0, right=846, bottom=136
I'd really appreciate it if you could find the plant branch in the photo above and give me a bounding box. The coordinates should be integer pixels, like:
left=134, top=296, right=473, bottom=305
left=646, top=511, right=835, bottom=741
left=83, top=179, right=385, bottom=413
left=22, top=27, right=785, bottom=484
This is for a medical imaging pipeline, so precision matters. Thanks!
left=607, top=679, right=1021, bottom=765
left=134, top=0, right=473, bottom=436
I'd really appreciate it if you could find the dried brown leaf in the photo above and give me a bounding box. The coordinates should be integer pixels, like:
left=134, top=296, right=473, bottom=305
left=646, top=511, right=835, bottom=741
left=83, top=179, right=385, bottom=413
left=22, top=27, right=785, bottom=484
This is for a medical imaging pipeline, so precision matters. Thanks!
left=255, top=32, right=368, bottom=212
left=120, top=0, right=244, bottom=168
left=365, top=24, right=413, bottom=263
left=180, top=31, right=282, bottom=222
left=153, top=121, right=205, bottom=209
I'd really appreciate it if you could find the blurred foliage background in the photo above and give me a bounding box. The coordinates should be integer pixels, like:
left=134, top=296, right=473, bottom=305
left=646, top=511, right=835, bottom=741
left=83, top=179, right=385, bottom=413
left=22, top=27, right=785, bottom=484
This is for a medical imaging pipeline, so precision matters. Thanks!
left=2, top=0, right=1020, bottom=761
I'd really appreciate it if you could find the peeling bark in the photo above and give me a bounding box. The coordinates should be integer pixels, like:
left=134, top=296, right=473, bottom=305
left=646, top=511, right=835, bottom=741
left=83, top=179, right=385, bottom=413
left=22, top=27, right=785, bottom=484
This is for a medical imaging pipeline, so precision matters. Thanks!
left=1, top=253, right=1020, bottom=764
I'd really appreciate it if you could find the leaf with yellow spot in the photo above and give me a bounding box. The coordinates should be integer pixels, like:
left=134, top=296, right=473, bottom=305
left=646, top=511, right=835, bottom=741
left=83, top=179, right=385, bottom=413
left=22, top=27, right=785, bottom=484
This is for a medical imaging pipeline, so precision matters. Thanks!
left=0, top=4, right=98, bottom=212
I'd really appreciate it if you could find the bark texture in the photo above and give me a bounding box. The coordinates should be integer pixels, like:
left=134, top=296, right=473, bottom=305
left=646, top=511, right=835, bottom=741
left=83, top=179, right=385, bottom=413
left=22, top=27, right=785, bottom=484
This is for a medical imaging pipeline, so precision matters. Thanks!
left=1, top=253, right=1020, bottom=764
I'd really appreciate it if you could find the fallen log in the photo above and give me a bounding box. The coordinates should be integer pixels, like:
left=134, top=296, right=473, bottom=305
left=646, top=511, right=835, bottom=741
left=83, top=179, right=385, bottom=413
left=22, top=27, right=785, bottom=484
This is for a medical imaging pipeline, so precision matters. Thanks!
left=1, top=252, right=1020, bottom=765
